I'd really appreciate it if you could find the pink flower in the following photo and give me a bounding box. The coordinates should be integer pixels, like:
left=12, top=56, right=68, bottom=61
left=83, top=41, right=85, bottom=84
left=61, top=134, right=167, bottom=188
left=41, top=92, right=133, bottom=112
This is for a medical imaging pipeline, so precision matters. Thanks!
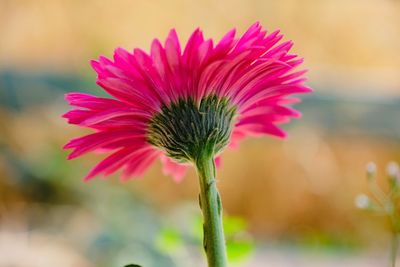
left=63, top=22, right=311, bottom=182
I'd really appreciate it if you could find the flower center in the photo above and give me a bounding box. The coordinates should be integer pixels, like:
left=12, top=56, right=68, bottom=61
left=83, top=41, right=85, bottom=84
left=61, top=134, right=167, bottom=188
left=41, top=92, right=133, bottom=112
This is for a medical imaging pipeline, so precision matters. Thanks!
left=147, top=95, right=236, bottom=162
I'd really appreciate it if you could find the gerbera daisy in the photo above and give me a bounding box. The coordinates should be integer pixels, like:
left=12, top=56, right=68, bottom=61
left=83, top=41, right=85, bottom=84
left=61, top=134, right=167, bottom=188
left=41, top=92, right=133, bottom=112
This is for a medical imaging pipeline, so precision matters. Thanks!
left=63, top=22, right=310, bottom=182
left=63, top=22, right=311, bottom=267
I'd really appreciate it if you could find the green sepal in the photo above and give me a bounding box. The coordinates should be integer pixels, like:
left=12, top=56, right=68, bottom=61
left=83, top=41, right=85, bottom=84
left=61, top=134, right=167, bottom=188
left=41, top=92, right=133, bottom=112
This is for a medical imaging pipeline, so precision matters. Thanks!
left=147, top=95, right=236, bottom=162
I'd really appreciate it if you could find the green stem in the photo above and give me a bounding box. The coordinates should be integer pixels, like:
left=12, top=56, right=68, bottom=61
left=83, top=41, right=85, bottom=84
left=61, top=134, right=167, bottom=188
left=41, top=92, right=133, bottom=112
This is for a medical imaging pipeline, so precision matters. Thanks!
left=195, top=153, right=228, bottom=267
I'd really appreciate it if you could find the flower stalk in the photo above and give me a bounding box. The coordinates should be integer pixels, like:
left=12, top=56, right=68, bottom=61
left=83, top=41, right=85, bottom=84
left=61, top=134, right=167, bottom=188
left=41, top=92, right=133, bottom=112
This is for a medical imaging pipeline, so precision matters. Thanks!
left=196, top=151, right=228, bottom=267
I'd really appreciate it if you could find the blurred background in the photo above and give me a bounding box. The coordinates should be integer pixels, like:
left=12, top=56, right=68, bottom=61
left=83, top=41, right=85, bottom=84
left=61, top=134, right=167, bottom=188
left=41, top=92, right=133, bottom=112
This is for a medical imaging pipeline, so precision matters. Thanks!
left=0, top=0, right=400, bottom=266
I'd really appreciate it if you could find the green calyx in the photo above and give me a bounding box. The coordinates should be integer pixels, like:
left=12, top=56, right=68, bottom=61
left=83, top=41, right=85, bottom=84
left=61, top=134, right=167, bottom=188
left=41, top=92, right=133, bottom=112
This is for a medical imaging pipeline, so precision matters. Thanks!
left=147, top=95, right=236, bottom=162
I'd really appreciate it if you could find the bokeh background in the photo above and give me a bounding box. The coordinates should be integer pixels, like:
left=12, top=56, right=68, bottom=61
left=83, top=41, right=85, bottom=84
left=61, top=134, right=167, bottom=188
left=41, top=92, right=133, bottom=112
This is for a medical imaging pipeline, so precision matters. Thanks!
left=1, top=0, right=400, bottom=266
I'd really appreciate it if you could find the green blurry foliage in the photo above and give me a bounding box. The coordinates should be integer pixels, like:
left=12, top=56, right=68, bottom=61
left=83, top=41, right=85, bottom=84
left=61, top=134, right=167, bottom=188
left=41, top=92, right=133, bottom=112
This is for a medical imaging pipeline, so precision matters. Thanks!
left=224, top=216, right=254, bottom=262
left=356, top=162, right=400, bottom=229
left=356, top=162, right=400, bottom=266
left=157, top=214, right=254, bottom=265
left=157, top=227, right=184, bottom=254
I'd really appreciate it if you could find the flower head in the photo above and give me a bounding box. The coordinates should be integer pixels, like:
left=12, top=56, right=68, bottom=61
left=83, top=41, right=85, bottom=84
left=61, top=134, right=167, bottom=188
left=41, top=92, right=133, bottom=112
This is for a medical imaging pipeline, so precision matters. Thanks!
left=63, top=22, right=311, bottom=181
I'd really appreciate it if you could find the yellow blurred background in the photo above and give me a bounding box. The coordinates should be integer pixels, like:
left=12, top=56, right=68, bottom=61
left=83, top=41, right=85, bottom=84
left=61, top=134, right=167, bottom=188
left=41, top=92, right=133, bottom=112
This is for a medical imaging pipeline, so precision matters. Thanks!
left=0, top=0, right=400, bottom=266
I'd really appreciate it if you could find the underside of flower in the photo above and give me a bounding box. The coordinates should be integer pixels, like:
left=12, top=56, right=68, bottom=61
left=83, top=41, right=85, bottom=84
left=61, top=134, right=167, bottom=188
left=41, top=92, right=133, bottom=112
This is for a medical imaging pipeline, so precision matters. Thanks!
left=63, top=22, right=312, bottom=181
left=147, top=95, right=236, bottom=162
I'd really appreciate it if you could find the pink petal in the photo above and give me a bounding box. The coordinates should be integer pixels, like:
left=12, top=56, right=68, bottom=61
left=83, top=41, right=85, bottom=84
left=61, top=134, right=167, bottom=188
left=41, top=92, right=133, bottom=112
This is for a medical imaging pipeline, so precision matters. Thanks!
left=84, top=147, right=139, bottom=181
left=121, top=148, right=161, bottom=180
left=236, top=122, right=287, bottom=138
left=215, top=156, right=222, bottom=168
left=160, top=155, right=189, bottom=182
left=65, top=130, right=146, bottom=159
left=65, top=93, right=126, bottom=110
